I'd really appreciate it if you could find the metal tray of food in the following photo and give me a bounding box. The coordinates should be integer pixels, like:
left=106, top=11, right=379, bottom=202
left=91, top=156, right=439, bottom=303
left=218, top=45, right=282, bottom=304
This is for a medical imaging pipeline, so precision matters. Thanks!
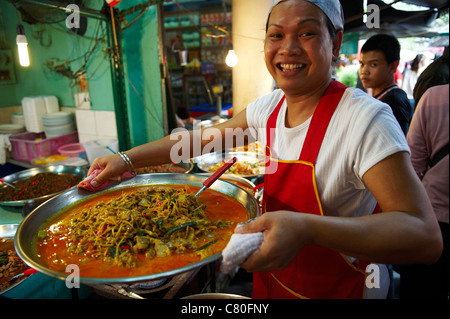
left=195, top=151, right=265, bottom=177
left=0, top=165, right=87, bottom=207
left=0, top=224, right=33, bottom=295
left=14, top=173, right=259, bottom=285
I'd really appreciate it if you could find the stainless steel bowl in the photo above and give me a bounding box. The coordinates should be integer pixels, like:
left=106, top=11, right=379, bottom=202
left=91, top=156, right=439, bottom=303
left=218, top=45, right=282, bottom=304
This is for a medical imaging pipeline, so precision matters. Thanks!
left=14, top=173, right=259, bottom=285
left=0, top=165, right=88, bottom=206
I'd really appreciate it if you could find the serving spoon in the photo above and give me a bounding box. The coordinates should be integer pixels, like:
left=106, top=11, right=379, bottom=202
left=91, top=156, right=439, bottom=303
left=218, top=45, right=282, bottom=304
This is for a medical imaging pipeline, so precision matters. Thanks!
left=194, top=157, right=237, bottom=197
left=0, top=178, right=19, bottom=190
left=6, top=268, right=39, bottom=285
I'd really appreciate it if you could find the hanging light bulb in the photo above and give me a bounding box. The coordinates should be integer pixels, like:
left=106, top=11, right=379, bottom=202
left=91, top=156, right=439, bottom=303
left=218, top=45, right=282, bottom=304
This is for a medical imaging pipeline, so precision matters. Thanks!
left=16, top=24, right=30, bottom=67
left=225, top=49, right=238, bottom=68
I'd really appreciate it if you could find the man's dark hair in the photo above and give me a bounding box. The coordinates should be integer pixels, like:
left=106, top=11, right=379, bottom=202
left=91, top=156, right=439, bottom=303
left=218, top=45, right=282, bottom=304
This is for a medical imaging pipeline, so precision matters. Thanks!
left=361, top=34, right=401, bottom=64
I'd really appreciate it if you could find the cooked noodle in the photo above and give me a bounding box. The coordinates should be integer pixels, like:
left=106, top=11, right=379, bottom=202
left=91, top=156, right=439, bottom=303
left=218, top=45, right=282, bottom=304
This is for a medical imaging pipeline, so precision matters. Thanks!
left=39, top=187, right=232, bottom=268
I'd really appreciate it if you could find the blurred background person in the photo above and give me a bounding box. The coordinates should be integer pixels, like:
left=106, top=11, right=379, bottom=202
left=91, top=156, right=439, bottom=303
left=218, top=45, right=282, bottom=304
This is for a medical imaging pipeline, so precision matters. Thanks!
left=402, top=54, right=425, bottom=108
left=397, top=84, right=449, bottom=299
left=359, top=34, right=412, bottom=135
left=413, top=47, right=449, bottom=109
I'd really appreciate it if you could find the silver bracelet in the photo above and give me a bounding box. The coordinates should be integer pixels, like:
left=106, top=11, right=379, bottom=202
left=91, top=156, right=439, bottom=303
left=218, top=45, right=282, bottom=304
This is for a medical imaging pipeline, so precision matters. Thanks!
left=118, top=152, right=136, bottom=173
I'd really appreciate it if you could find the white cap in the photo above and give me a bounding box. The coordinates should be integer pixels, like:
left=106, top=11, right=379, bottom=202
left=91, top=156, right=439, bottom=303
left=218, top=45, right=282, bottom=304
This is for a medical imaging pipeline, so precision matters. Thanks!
left=271, top=0, right=344, bottom=31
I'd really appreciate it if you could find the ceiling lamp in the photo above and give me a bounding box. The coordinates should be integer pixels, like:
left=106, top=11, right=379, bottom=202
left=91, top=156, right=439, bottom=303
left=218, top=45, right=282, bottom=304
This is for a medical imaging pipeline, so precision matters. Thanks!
left=225, top=48, right=238, bottom=68
left=16, top=24, right=30, bottom=67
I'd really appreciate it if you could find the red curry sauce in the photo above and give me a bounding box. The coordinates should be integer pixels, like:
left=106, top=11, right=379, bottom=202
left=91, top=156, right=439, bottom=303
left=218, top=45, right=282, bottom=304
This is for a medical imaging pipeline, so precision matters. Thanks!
left=35, top=185, right=248, bottom=278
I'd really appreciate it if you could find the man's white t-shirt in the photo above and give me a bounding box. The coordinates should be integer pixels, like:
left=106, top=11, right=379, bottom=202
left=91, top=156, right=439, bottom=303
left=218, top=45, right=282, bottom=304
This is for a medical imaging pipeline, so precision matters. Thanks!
left=246, top=87, right=410, bottom=298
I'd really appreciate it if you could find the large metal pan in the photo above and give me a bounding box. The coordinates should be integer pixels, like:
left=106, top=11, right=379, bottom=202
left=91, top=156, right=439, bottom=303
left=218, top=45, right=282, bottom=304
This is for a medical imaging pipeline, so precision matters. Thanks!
left=14, top=173, right=259, bottom=285
left=0, top=165, right=88, bottom=206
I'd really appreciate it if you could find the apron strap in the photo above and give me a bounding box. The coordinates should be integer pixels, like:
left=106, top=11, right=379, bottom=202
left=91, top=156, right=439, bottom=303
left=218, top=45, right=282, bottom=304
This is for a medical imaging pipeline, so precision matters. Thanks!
left=267, top=95, right=286, bottom=150
left=299, top=81, right=347, bottom=163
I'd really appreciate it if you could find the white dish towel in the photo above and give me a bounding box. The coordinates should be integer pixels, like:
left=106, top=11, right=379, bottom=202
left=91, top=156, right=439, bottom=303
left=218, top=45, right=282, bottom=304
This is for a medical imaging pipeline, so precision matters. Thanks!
left=220, top=231, right=263, bottom=274
left=0, top=134, right=11, bottom=165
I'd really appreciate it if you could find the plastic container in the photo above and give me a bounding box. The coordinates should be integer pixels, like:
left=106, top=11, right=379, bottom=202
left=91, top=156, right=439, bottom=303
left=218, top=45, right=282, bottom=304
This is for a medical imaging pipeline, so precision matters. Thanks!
left=44, top=122, right=76, bottom=138
left=21, top=97, right=46, bottom=133
left=9, top=131, right=78, bottom=162
left=42, top=96, right=59, bottom=113
left=42, top=111, right=74, bottom=126
left=58, top=143, right=85, bottom=157
left=83, top=139, right=118, bottom=164
left=21, top=96, right=60, bottom=133
left=43, top=111, right=76, bottom=138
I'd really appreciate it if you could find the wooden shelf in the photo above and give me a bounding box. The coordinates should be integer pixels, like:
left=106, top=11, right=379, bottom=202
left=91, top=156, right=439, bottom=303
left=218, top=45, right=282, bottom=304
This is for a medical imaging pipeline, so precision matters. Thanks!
left=165, top=25, right=200, bottom=32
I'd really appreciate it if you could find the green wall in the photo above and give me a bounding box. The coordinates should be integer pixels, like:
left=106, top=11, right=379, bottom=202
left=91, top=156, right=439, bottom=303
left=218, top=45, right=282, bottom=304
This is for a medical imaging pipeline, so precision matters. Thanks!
left=0, top=1, right=114, bottom=110
left=0, top=0, right=165, bottom=147
left=120, top=2, right=165, bottom=146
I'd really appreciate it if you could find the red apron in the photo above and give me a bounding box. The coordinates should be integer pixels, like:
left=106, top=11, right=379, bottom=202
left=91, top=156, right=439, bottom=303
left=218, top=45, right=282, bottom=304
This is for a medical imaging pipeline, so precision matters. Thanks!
left=253, top=81, right=370, bottom=299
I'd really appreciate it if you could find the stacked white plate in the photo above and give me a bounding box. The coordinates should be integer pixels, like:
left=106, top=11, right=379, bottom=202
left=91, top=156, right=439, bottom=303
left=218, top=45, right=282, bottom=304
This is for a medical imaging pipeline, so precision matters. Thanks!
left=0, top=124, right=25, bottom=134
left=11, top=112, right=25, bottom=126
left=42, top=111, right=76, bottom=138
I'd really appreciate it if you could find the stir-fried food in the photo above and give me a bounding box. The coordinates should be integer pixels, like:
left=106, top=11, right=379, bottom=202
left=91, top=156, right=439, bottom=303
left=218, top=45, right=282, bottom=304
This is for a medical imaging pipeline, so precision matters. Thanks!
left=208, top=160, right=264, bottom=176
left=37, top=186, right=235, bottom=270
left=0, top=240, right=30, bottom=293
left=136, top=163, right=188, bottom=174
left=0, top=173, right=81, bottom=202
left=233, top=142, right=264, bottom=154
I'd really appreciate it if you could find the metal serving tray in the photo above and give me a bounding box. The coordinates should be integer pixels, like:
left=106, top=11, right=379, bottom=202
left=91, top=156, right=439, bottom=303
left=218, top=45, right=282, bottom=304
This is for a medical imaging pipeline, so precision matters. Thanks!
left=0, top=224, right=31, bottom=295
left=0, top=165, right=87, bottom=207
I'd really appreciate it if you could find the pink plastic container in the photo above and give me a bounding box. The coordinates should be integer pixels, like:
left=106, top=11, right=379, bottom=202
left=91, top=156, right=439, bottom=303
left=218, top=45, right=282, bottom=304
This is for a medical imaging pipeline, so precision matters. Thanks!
left=58, top=143, right=85, bottom=157
left=9, top=131, right=78, bottom=162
